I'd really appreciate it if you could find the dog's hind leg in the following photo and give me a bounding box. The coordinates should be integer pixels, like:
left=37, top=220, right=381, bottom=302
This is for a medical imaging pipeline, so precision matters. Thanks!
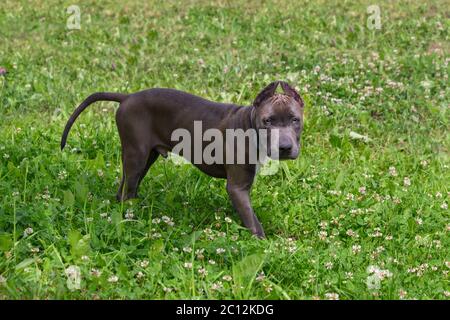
left=117, top=146, right=145, bottom=201
left=115, top=102, right=161, bottom=201
left=116, top=147, right=158, bottom=201
left=138, top=149, right=159, bottom=186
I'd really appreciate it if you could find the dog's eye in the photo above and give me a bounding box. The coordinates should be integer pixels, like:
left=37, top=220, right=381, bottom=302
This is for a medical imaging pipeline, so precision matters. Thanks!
left=263, top=118, right=272, bottom=126
left=292, top=117, right=300, bottom=124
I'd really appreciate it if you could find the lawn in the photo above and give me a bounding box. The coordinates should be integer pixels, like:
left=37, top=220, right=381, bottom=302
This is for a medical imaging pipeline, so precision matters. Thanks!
left=0, top=0, right=448, bottom=299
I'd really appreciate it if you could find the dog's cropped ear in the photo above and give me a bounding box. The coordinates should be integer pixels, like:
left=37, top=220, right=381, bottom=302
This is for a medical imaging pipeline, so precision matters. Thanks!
left=280, top=82, right=304, bottom=108
left=253, top=81, right=280, bottom=107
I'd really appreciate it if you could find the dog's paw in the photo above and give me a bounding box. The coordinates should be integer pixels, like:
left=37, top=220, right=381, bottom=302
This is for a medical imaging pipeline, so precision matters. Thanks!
left=252, top=229, right=266, bottom=240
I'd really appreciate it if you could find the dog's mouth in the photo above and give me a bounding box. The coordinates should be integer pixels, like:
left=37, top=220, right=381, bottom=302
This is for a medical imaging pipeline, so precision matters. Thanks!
left=278, top=153, right=299, bottom=160
left=267, top=149, right=299, bottom=160
left=279, top=155, right=297, bottom=160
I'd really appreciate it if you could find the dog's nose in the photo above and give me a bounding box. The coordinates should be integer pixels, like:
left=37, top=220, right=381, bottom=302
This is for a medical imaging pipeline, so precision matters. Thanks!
left=279, top=143, right=292, bottom=153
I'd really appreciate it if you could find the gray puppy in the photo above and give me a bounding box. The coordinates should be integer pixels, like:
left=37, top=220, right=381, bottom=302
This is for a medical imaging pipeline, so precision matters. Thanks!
left=61, top=81, right=304, bottom=238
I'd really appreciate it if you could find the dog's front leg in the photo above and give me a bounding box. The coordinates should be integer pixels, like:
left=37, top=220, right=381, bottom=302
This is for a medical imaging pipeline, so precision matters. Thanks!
left=226, top=165, right=265, bottom=239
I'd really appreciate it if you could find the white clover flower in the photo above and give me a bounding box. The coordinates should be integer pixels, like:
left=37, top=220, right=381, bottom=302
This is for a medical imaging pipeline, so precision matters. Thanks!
left=211, top=281, right=223, bottom=291
left=183, top=247, right=192, bottom=253
left=325, top=293, right=339, bottom=300
left=23, top=227, right=34, bottom=237
left=325, top=262, right=333, bottom=270
left=65, top=265, right=81, bottom=291
left=196, top=249, right=205, bottom=259
left=375, top=246, right=385, bottom=254
left=216, top=248, right=226, bottom=255
left=151, top=232, right=162, bottom=239
left=125, top=209, right=134, bottom=220
left=420, top=80, right=432, bottom=89
left=224, top=217, right=232, bottom=223
left=108, top=275, right=119, bottom=283
left=140, top=260, right=149, bottom=268
left=346, top=229, right=358, bottom=237
left=184, top=262, right=193, bottom=269
left=222, top=275, right=232, bottom=282
left=198, top=268, right=208, bottom=276
left=318, top=231, right=328, bottom=241
left=30, top=247, right=40, bottom=253
left=352, top=244, right=362, bottom=254
left=420, top=160, right=428, bottom=167
left=90, top=269, right=102, bottom=277
left=370, top=228, right=383, bottom=238
left=403, top=177, right=411, bottom=187
left=389, top=166, right=398, bottom=177
left=256, top=272, right=265, bottom=282
left=152, top=218, right=161, bottom=224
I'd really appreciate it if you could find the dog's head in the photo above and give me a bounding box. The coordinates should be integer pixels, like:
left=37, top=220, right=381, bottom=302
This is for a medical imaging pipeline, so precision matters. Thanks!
left=253, top=81, right=304, bottom=160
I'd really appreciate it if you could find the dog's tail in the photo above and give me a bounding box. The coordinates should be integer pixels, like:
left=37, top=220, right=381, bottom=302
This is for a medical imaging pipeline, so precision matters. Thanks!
left=60, top=92, right=128, bottom=150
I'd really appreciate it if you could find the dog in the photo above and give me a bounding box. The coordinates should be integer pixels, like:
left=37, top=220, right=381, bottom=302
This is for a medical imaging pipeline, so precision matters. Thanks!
left=61, top=81, right=304, bottom=238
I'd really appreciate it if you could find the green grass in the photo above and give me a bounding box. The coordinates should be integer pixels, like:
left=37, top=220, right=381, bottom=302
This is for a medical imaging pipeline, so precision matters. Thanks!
left=0, top=0, right=449, bottom=299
